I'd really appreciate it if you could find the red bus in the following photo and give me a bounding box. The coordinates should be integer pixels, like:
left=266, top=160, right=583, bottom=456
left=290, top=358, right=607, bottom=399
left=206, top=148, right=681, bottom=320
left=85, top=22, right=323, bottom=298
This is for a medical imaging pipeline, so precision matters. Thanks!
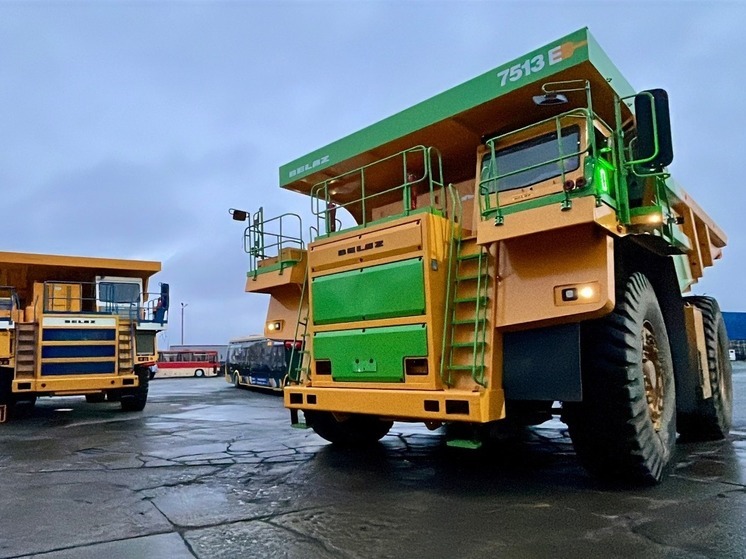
left=155, top=350, right=220, bottom=378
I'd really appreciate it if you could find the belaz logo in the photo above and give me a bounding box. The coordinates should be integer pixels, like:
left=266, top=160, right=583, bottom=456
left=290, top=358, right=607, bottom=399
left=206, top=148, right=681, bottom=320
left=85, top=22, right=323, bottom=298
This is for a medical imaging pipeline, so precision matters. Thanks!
left=338, top=240, right=384, bottom=256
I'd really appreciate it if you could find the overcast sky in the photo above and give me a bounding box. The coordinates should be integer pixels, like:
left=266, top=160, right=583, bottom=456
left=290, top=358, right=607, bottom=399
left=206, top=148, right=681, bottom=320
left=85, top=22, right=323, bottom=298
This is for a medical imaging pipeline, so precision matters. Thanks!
left=2, top=0, right=744, bottom=347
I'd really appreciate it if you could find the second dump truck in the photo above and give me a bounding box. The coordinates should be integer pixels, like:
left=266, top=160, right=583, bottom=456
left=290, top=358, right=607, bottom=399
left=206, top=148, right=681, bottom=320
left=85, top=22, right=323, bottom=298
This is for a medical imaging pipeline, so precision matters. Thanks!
left=0, top=251, right=169, bottom=420
left=233, top=29, right=730, bottom=484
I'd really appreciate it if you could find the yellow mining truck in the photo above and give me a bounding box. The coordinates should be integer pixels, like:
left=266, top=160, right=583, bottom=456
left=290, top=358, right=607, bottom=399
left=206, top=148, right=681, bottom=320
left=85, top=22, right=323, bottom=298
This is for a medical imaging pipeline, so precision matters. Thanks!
left=0, top=251, right=169, bottom=420
left=232, top=28, right=730, bottom=483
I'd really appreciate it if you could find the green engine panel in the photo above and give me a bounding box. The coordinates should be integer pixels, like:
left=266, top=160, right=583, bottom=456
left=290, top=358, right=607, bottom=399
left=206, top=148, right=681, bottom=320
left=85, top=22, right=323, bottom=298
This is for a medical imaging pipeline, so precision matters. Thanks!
left=312, top=258, right=425, bottom=325
left=314, top=324, right=428, bottom=382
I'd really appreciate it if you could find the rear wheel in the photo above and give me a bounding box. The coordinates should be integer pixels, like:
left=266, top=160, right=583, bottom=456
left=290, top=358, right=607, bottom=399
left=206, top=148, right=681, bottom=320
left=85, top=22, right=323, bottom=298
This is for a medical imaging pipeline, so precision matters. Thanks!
left=305, top=411, right=393, bottom=446
left=121, top=367, right=149, bottom=412
left=194, top=369, right=205, bottom=378
left=678, top=296, right=733, bottom=441
left=564, top=273, right=677, bottom=484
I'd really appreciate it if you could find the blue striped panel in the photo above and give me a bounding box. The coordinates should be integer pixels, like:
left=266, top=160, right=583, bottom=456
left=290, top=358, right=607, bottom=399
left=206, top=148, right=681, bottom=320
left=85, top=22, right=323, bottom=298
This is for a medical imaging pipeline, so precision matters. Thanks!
left=41, top=361, right=117, bottom=376
left=43, top=329, right=116, bottom=342
left=42, top=345, right=117, bottom=359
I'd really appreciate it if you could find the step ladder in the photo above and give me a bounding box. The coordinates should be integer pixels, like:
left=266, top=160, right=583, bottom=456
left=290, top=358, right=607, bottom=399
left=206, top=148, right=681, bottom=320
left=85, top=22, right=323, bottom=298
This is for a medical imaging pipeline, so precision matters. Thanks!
left=442, top=237, right=490, bottom=387
left=117, top=320, right=134, bottom=374
left=14, top=323, right=37, bottom=379
left=287, top=265, right=311, bottom=385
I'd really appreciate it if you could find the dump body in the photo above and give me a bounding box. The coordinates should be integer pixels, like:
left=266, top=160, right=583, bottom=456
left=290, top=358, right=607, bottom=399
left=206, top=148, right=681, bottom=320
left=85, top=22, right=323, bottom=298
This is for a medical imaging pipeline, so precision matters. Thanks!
left=236, top=28, right=730, bottom=483
left=0, top=251, right=170, bottom=419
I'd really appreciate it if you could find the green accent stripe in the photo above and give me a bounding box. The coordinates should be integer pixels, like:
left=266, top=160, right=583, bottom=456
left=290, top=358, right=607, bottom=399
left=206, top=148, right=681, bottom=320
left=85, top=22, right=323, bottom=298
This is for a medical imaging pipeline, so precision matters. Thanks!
left=280, top=28, right=595, bottom=187
left=312, top=258, right=425, bottom=325
left=314, top=324, right=428, bottom=383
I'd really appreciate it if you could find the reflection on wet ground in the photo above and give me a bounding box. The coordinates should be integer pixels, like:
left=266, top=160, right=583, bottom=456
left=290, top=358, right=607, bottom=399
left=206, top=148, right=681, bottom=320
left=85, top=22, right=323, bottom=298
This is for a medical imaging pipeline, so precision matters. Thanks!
left=1, top=365, right=745, bottom=558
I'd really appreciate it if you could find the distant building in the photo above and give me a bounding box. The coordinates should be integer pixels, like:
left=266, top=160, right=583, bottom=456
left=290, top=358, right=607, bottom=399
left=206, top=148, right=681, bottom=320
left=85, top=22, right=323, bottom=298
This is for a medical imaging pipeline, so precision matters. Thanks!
left=723, top=312, right=746, bottom=360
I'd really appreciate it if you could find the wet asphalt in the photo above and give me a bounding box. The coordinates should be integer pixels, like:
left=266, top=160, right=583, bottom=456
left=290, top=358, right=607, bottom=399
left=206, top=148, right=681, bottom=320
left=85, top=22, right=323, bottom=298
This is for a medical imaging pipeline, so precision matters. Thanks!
left=1, top=364, right=745, bottom=559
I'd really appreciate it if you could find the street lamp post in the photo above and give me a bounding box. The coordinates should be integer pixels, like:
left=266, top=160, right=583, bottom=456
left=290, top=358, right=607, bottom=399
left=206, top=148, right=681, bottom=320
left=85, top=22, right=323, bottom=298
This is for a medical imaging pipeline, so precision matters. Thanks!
left=180, top=302, right=188, bottom=345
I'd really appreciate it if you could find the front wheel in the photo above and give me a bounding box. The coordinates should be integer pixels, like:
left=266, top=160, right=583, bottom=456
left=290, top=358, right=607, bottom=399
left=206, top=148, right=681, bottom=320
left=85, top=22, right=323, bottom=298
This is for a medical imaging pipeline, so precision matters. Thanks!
left=678, top=296, right=733, bottom=440
left=121, top=367, right=149, bottom=412
left=305, top=411, right=393, bottom=446
left=232, top=373, right=240, bottom=388
left=564, top=273, right=677, bottom=485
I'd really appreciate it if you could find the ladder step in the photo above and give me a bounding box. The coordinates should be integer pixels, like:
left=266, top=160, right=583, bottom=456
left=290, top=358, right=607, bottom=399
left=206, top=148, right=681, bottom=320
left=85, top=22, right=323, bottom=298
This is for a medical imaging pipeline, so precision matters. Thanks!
left=453, top=296, right=487, bottom=305
left=448, top=365, right=485, bottom=371
left=450, top=341, right=485, bottom=348
left=450, top=318, right=486, bottom=325
left=457, top=252, right=482, bottom=261
left=456, top=273, right=488, bottom=282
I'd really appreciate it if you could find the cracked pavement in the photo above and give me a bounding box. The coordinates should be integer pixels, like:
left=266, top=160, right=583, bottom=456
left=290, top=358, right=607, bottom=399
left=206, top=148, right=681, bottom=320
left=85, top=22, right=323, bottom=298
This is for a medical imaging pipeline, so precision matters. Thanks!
left=1, top=364, right=744, bottom=558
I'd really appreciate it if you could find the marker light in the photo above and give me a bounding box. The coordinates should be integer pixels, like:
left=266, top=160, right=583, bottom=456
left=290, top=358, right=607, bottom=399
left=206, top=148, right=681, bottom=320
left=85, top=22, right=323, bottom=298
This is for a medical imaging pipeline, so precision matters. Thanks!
left=648, top=213, right=663, bottom=224
left=556, top=282, right=600, bottom=305
left=579, top=286, right=595, bottom=299
left=267, top=320, right=282, bottom=331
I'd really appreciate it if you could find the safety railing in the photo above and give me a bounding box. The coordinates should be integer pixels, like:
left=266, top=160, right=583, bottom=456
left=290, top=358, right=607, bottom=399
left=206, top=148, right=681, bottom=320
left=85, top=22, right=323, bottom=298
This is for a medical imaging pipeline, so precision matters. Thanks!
left=0, top=286, right=20, bottom=328
left=309, top=145, right=447, bottom=239
left=140, top=291, right=169, bottom=326
left=243, top=208, right=305, bottom=279
left=41, top=281, right=168, bottom=326
left=478, top=109, right=596, bottom=224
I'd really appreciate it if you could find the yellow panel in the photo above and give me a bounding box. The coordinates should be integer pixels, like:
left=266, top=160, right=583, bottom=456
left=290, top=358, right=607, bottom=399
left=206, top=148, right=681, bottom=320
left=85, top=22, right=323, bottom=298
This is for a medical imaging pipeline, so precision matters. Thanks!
left=45, top=283, right=82, bottom=312
left=309, top=218, right=423, bottom=274
left=477, top=195, right=606, bottom=245
left=0, top=331, right=10, bottom=360
left=496, top=224, right=614, bottom=329
left=245, top=252, right=307, bottom=294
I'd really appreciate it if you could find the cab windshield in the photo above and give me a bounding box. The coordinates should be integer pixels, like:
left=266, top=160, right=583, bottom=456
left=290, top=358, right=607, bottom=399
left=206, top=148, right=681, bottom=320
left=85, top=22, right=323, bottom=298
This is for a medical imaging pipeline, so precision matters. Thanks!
left=482, top=125, right=581, bottom=193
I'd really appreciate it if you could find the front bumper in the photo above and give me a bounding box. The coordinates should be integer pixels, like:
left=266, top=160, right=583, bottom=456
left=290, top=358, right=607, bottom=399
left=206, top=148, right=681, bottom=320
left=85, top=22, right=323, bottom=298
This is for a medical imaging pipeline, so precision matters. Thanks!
left=284, top=386, right=505, bottom=423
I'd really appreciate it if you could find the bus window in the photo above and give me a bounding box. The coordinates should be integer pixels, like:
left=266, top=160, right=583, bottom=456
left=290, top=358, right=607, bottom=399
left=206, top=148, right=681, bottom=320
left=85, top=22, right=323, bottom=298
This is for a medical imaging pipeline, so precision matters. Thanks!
left=155, top=350, right=219, bottom=378
left=225, top=337, right=294, bottom=392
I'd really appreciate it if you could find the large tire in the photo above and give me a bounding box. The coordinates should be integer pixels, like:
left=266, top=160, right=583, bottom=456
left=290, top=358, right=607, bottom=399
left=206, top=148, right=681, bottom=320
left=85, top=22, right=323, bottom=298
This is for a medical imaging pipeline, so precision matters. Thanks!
left=0, top=368, right=17, bottom=420
left=678, top=296, right=733, bottom=441
left=194, top=368, right=205, bottom=378
left=232, top=372, right=240, bottom=388
left=121, top=367, right=149, bottom=412
left=564, top=273, right=677, bottom=484
left=305, top=411, right=393, bottom=446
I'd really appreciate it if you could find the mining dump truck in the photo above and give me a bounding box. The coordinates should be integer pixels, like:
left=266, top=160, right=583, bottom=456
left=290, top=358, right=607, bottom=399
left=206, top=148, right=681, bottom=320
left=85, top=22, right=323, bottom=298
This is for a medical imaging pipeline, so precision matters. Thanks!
left=232, top=28, right=730, bottom=484
left=0, top=251, right=169, bottom=420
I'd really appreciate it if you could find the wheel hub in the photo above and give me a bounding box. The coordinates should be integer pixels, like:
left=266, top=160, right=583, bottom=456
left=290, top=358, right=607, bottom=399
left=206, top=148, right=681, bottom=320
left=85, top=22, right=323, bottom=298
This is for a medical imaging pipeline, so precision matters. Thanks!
left=642, top=321, right=664, bottom=431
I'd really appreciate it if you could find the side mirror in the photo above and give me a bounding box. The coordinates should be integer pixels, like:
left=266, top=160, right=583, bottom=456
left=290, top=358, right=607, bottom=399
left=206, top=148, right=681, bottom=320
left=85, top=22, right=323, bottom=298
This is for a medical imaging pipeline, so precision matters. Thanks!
left=634, top=89, right=673, bottom=170
left=230, top=208, right=248, bottom=221
left=159, top=283, right=170, bottom=310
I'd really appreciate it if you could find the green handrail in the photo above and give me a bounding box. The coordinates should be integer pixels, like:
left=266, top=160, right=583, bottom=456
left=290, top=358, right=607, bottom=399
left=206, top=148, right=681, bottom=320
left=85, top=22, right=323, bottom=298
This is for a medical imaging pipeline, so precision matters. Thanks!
left=309, top=145, right=446, bottom=240
left=244, top=210, right=304, bottom=279
left=438, top=184, right=462, bottom=387
left=478, top=109, right=594, bottom=223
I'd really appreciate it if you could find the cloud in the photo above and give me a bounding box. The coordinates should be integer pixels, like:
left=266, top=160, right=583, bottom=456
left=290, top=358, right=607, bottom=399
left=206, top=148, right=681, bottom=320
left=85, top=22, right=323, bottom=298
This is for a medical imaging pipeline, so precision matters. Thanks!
left=2, top=0, right=745, bottom=345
